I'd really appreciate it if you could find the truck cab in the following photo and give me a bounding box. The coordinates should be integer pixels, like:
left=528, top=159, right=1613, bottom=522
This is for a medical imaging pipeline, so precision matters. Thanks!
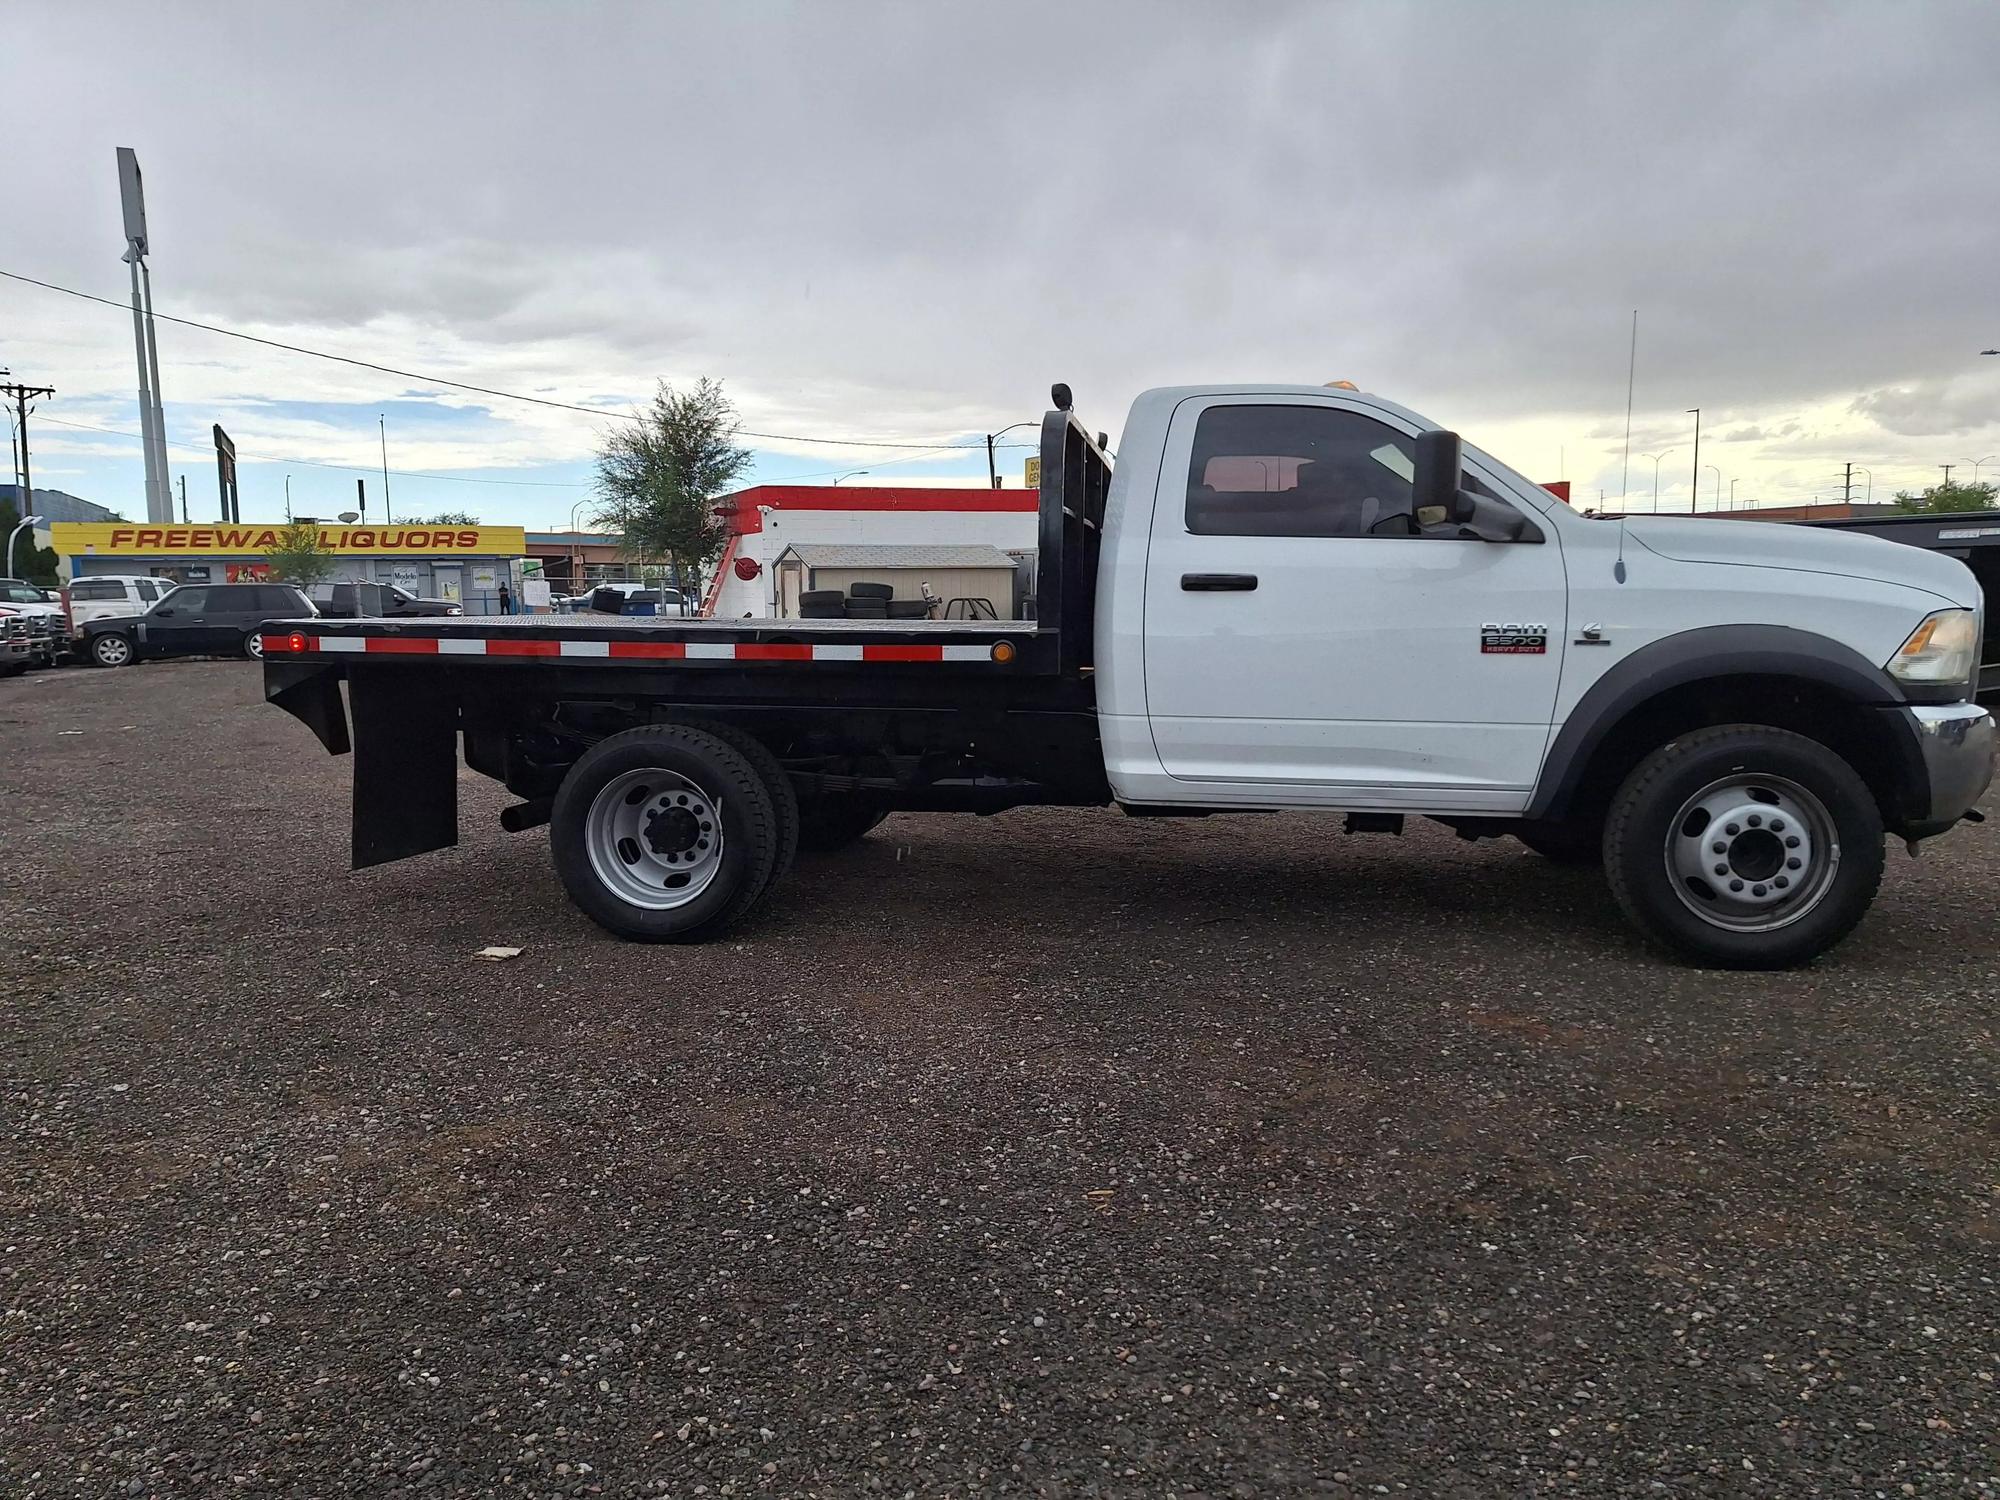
left=265, top=382, right=1991, bottom=969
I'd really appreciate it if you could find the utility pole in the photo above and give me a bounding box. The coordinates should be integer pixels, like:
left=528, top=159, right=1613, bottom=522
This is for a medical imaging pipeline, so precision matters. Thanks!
left=1686, top=408, right=1701, bottom=514
left=1940, top=464, right=1955, bottom=488
left=1, top=380, right=55, bottom=520
left=1843, top=462, right=1854, bottom=507
left=357, top=478, right=367, bottom=523
left=178, top=473, right=188, bottom=523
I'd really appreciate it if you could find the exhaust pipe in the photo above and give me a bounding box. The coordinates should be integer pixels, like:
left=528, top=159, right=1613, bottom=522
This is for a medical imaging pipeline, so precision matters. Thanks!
left=499, top=798, right=553, bottom=833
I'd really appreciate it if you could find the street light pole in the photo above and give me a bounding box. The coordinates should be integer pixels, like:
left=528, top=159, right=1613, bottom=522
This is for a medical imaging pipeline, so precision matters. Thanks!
left=1973, top=455, right=1996, bottom=486
left=831, top=471, right=870, bottom=486
left=1729, top=478, right=1738, bottom=508
left=1642, top=450, right=1674, bottom=511
left=1704, top=464, right=1721, bottom=511
left=379, top=415, right=393, bottom=525
left=1686, top=408, right=1701, bottom=515
left=7, top=513, right=43, bottom=578
left=984, top=421, right=1038, bottom=490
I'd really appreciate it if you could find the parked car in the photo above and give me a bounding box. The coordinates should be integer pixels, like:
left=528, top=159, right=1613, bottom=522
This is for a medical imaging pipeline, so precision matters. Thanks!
left=308, top=581, right=464, bottom=618
left=585, top=583, right=688, bottom=616
left=0, top=579, right=68, bottom=664
left=81, top=582, right=317, bottom=667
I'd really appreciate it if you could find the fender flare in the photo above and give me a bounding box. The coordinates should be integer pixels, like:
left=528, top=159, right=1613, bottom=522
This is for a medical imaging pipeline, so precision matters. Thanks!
left=1526, top=625, right=1912, bottom=821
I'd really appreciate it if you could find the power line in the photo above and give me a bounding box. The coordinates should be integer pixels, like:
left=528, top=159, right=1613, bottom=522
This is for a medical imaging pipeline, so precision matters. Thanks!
left=0, top=267, right=1037, bottom=451
left=35, top=414, right=593, bottom=488
left=36, top=413, right=995, bottom=492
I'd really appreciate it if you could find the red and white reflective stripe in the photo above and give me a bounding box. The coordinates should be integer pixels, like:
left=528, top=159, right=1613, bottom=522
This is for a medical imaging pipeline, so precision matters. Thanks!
left=262, top=632, right=997, bottom=664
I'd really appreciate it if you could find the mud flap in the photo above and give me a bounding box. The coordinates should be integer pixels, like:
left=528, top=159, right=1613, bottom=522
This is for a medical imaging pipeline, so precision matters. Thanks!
left=349, top=667, right=460, bottom=868
left=264, top=662, right=351, bottom=756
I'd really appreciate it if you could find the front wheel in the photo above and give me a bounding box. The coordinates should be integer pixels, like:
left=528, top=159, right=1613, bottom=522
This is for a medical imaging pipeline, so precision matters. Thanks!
left=1603, top=724, right=1884, bottom=969
left=550, top=724, right=783, bottom=942
left=90, top=632, right=135, bottom=668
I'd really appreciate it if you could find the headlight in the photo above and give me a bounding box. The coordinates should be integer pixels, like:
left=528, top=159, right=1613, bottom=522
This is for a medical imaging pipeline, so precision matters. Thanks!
left=1887, top=608, right=1978, bottom=687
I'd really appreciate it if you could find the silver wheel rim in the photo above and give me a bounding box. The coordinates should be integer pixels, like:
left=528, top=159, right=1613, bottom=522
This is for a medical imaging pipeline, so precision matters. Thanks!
left=1665, top=773, right=1839, bottom=932
left=584, top=767, right=725, bottom=910
left=97, top=636, right=130, bottom=665
left=245, top=633, right=264, bottom=658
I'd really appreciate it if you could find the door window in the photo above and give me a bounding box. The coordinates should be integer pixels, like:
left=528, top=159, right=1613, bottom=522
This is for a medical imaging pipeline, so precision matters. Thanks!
left=161, top=587, right=208, bottom=614
left=136, top=579, right=162, bottom=602
left=1185, top=404, right=1511, bottom=539
left=71, top=580, right=123, bottom=602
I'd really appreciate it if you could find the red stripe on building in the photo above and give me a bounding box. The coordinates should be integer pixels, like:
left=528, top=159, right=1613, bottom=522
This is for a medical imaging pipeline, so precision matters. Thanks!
left=484, top=637, right=562, bottom=657
left=861, top=643, right=947, bottom=662
left=607, top=640, right=689, bottom=659
left=717, top=484, right=1040, bottom=534
left=364, top=636, right=441, bottom=654
left=735, top=642, right=814, bottom=661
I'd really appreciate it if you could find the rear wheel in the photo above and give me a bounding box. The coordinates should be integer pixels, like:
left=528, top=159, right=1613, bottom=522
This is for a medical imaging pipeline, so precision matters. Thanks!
left=796, top=795, right=889, bottom=853
left=1604, top=724, right=1884, bottom=969
left=242, top=631, right=265, bottom=660
left=550, top=724, right=783, bottom=942
left=90, top=632, right=134, bottom=668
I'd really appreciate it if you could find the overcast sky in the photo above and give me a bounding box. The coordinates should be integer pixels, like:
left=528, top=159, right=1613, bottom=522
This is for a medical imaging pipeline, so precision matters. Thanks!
left=4, top=1, right=1997, bottom=526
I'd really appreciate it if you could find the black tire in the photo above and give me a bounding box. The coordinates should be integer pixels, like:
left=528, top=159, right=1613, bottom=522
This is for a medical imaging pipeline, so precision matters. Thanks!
left=1603, top=724, right=1884, bottom=970
left=1515, top=818, right=1602, bottom=865
left=683, top=719, right=799, bottom=886
left=846, top=581, right=895, bottom=601
left=90, top=632, right=135, bottom=668
left=549, top=724, right=783, bottom=942
left=796, top=795, right=889, bottom=853
left=242, top=631, right=265, bottom=660
left=800, top=589, right=846, bottom=608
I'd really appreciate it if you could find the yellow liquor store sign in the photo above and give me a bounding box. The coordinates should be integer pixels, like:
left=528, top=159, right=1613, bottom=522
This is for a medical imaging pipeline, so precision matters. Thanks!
left=51, top=522, right=527, bottom=557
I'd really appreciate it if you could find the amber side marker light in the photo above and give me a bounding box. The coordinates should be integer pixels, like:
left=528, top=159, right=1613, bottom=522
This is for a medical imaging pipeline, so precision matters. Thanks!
left=990, top=640, right=1016, bottom=663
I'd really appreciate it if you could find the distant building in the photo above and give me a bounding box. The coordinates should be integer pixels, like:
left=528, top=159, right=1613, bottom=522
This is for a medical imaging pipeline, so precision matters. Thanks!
left=704, top=485, right=1038, bottom=617
left=0, top=485, right=120, bottom=526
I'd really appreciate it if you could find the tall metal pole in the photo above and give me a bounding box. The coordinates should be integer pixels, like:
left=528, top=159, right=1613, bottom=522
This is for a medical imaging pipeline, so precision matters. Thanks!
left=178, top=473, right=188, bottom=523
left=379, top=414, right=393, bottom=524
left=138, top=257, right=170, bottom=519
left=4, top=382, right=55, bottom=535
left=1620, top=309, right=1637, bottom=500
left=124, top=247, right=167, bottom=520
left=1686, top=408, right=1701, bottom=514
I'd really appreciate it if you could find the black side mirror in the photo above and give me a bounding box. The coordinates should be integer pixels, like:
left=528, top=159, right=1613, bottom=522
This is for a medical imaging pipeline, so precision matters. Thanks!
left=1412, top=429, right=1471, bottom=522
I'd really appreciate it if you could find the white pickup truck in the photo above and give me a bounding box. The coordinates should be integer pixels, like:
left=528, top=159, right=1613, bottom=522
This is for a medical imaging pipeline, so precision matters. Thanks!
left=265, top=382, right=1992, bottom=968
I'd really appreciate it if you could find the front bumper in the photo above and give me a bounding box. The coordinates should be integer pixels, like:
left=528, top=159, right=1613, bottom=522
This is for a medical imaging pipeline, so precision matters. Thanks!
left=1903, top=702, right=1995, bottom=838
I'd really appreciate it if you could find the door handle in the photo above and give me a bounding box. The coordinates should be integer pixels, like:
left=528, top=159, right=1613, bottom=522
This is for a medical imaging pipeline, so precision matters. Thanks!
left=1180, top=573, right=1258, bottom=592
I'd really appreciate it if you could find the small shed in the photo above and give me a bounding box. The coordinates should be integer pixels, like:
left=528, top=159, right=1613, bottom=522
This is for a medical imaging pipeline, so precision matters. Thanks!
left=773, top=543, right=1021, bottom=619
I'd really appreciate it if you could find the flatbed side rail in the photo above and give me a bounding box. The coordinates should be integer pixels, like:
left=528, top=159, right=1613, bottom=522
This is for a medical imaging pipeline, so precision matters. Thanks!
left=1035, top=403, right=1114, bottom=676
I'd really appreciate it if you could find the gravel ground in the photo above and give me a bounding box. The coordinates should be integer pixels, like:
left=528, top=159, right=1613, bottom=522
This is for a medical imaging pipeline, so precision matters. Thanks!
left=3, top=660, right=1997, bottom=1498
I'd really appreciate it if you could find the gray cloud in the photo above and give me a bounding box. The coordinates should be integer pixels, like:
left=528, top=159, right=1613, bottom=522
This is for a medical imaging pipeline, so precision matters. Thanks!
left=4, top=0, right=1998, bottom=491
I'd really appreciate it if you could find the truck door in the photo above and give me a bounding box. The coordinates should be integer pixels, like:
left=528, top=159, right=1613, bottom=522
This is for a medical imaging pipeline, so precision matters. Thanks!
left=1141, top=395, right=1566, bottom=810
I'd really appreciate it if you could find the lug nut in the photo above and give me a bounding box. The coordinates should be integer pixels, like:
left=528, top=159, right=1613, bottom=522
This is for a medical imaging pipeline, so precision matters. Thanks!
left=1752, top=884, right=1767, bottom=897
left=1774, top=876, right=1789, bottom=889
left=1747, top=814, right=1762, bottom=827
left=1712, top=841, right=1727, bottom=854
left=1729, top=879, right=1744, bottom=892
left=1770, top=819, right=1785, bottom=832
left=1785, top=836, right=1800, bottom=848
left=1725, top=823, right=1741, bottom=836
left=1713, top=863, right=1728, bottom=876
left=1786, top=857, right=1802, bottom=870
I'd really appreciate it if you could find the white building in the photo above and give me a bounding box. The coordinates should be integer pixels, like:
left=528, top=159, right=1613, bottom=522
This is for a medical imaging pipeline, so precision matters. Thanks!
left=703, top=484, right=1037, bottom=618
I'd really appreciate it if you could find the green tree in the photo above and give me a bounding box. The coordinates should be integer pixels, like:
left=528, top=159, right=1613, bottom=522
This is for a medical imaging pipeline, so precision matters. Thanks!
left=592, top=377, right=748, bottom=605
left=414, top=510, right=481, bottom=525
left=0, top=498, right=59, bottom=585
left=263, top=520, right=339, bottom=588
left=1891, top=479, right=1997, bottom=515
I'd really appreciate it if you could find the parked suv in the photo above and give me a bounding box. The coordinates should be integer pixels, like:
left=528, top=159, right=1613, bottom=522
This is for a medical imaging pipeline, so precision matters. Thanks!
left=308, top=581, right=462, bottom=617
left=62, top=574, right=177, bottom=631
left=81, top=582, right=317, bottom=667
